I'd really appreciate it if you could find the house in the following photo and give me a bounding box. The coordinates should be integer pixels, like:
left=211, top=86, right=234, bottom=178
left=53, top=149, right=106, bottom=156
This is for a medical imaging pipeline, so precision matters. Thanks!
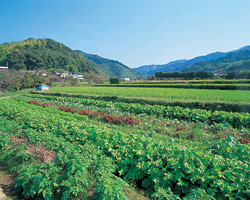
left=213, top=71, right=227, bottom=77
left=0, top=66, right=8, bottom=70
left=123, top=78, right=130, bottom=82
left=54, top=71, right=63, bottom=76
left=54, top=71, right=68, bottom=78
left=0, top=62, right=8, bottom=70
left=60, top=73, right=68, bottom=78
left=74, top=73, right=84, bottom=80
left=66, top=74, right=77, bottom=78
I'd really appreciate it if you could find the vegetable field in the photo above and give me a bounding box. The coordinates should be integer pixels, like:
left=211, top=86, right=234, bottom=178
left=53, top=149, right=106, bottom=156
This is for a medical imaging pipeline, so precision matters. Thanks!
left=0, top=88, right=250, bottom=200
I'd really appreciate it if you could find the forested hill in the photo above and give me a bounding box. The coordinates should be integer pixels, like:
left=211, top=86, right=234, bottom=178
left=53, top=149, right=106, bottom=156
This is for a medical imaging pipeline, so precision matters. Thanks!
left=135, top=45, right=250, bottom=75
left=135, top=52, right=226, bottom=75
left=183, top=49, right=250, bottom=72
left=75, top=50, right=141, bottom=79
left=0, top=38, right=97, bottom=73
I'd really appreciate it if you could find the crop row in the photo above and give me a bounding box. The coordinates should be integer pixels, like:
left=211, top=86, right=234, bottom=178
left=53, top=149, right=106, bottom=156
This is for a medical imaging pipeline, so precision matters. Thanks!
left=0, top=116, right=132, bottom=200
left=18, top=94, right=250, bottom=144
left=31, top=91, right=250, bottom=113
left=27, top=100, right=140, bottom=125
left=1, top=99, right=250, bottom=199
left=48, top=86, right=250, bottom=105
left=95, top=83, right=250, bottom=90
left=27, top=93, right=250, bottom=128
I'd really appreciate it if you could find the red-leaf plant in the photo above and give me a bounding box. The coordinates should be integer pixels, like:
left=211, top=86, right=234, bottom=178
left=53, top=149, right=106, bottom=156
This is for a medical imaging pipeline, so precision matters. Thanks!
left=238, top=137, right=250, bottom=144
left=27, top=101, right=140, bottom=125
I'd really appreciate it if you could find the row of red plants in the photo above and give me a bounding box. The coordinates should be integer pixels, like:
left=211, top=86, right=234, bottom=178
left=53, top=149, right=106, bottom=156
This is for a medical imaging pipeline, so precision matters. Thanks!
left=27, top=101, right=141, bottom=125
left=238, top=137, right=250, bottom=144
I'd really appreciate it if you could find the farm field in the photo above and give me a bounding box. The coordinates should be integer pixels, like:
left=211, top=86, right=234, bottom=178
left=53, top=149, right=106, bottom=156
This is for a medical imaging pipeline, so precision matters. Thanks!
left=0, top=89, right=250, bottom=199
left=50, top=86, right=250, bottom=104
left=123, top=79, right=250, bottom=85
left=2, top=0, right=250, bottom=199
left=95, top=83, right=250, bottom=90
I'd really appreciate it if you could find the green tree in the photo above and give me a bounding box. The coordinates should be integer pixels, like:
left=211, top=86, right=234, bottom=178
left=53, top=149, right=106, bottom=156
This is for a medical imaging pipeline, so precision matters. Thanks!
left=110, top=78, right=120, bottom=84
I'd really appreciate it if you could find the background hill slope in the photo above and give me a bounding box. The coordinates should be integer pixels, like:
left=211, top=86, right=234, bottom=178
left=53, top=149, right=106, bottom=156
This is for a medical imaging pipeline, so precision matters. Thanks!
left=183, top=48, right=250, bottom=72
left=135, top=46, right=250, bottom=75
left=76, top=50, right=141, bottom=79
left=0, top=38, right=96, bottom=73
left=0, top=38, right=140, bottom=79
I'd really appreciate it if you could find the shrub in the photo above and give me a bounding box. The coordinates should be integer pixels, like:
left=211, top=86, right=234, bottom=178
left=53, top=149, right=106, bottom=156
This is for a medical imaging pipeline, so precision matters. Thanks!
left=110, top=78, right=120, bottom=84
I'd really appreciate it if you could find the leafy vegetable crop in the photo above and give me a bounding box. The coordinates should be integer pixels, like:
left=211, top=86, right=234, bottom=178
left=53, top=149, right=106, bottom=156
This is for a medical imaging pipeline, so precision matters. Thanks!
left=1, top=99, right=250, bottom=199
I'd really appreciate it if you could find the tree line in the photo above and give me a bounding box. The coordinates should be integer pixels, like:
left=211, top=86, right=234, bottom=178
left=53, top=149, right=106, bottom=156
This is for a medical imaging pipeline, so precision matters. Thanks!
left=224, top=71, right=250, bottom=79
left=148, top=70, right=250, bottom=80
left=0, top=70, right=47, bottom=91
left=0, top=70, right=108, bottom=92
left=152, top=71, right=214, bottom=80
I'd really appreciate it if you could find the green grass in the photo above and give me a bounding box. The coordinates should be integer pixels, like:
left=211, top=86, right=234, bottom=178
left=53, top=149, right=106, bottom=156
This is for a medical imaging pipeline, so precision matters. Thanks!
left=50, top=86, right=250, bottom=104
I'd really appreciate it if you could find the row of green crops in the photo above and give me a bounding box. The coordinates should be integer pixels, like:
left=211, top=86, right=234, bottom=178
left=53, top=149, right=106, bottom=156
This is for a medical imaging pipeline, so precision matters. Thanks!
left=0, top=116, right=139, bottom=200
left=32, top=91, right=250, bottom=113
left=48, top=87, right=250, bottom=104
left=1, top=99, right=250, bottom=199
left=26, top=93, right=250, bottom=128
left=15, top=94, right=250, bottom=147
left=95, top=84, right=250, bottom=90
left=14, top=94, right=245, bottom=148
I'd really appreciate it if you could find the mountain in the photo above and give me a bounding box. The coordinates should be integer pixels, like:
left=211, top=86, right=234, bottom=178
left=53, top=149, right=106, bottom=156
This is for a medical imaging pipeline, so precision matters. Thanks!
left=75, top=50, right=141, bottom=79
left=183, top=47, right=250, bottom=72
left=135, top=59, right=187, bottom=75
left=135, top=52, right=226, bottom=76
left=135, top=46, right=250, bottom=75
left=0, top=38, right=96, bottom=73
left=0, top=38, right=141, bottom=79
left=230, top=45, right=250, bottom=53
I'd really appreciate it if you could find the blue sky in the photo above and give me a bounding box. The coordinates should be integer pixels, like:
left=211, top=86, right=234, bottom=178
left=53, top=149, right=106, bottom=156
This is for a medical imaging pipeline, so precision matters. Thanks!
left=1, top=0, right=250, bottom=67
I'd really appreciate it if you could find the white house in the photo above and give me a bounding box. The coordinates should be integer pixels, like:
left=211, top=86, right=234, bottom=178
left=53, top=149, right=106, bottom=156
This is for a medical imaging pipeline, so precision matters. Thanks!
left=74, top=73, right=84, bottom=80
left=66, top=74, right=77, bottom=78
left=123, top=78, right=130, bottom=82
left=0, top=66, right=8, bottom=70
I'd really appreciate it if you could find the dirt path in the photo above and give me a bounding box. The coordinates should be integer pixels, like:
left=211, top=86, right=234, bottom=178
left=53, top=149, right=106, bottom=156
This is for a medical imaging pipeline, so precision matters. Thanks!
left=0, top=168, right=20, bottom=200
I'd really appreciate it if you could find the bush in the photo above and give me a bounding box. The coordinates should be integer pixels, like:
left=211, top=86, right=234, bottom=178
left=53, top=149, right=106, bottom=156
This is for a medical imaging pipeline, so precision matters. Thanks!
left=110, top=78, right=120, bottom=84
left=69, top=78, right=80, bottom=86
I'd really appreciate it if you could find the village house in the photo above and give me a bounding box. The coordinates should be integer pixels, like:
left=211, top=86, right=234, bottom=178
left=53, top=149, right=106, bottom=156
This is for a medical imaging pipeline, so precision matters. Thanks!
left=0, top=66, right=8, bottom=70
left=213, top=71, right=227, bottom=77
left=73, top=73, right=84, bottom=80
left=123, top=78, right=130, bottom=82
left=54, top=71, right=68, bottom=78
left=0, top=62, right=8, bottom=70
left=66, top=74, right=77, bottom=78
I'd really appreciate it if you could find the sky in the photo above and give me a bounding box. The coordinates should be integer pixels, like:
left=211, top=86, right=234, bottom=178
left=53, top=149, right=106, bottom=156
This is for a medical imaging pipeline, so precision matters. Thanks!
left=1, top=0, right=250, bottom=68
